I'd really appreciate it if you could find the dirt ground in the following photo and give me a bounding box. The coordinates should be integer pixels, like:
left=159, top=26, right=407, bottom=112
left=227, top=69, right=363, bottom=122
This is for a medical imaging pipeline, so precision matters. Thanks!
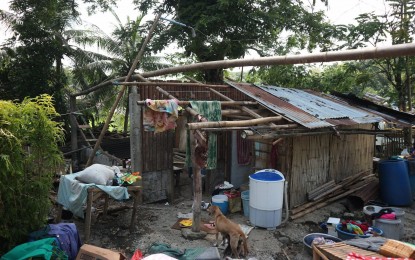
left=59, top=174, right=415, bottom=260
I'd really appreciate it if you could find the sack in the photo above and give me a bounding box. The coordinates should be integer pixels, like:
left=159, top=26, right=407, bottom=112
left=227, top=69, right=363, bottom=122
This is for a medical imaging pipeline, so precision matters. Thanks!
left=75, top=164, right=116, bottom=185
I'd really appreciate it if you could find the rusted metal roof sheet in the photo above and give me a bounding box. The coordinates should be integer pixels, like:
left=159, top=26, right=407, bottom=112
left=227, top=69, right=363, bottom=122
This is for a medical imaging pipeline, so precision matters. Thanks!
left=330, top=91, right=415, bottom=127
left=228, top=82, right=383, bottom=129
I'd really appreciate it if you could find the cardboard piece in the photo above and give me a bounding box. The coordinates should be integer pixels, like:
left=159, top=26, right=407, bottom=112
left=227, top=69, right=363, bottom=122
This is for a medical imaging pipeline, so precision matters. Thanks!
left=76, top=244, right=126, bottom=260
left=327, top=217, right=341, bottom=237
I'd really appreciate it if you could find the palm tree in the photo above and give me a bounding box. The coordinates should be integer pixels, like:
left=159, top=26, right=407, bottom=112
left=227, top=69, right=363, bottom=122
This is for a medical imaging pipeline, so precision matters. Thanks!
left=66, top=9, right=169, bottom=133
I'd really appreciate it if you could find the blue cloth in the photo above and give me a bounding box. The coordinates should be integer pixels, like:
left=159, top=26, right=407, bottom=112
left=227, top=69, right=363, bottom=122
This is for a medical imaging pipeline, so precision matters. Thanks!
left=28, top=223, right=81, bottom=260
left=57, top=173, right=129, bottom=218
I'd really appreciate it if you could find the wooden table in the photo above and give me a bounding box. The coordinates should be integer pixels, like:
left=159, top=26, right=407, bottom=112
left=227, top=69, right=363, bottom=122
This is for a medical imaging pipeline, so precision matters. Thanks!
left=56, top=185, right=141, bottom=242
left=312, top=242, right=386, bottom=260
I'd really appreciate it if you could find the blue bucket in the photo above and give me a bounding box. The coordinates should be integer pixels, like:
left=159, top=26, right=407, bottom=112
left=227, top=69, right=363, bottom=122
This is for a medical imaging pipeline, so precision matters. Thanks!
left=241, top=190, right=249, bottom=217
left=212, top=195, right=229, bottom=215
left=379, top=159, right=412, bottom=206
left=406, top=160, right=415, bottom=198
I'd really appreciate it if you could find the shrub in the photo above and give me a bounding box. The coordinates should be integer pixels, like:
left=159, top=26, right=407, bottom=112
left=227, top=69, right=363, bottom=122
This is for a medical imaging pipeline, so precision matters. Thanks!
left=0, top=94, right=64, bottom=254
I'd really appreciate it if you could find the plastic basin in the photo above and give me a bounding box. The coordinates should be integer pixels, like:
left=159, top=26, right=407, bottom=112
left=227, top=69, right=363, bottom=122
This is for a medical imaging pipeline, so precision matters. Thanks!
left=303, top=233, right=342, bottom=255
left=335, top=224, right=383, bottom=240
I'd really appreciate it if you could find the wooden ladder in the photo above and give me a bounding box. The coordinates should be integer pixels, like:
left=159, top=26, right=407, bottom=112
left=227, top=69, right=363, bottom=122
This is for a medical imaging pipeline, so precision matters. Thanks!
left=74, top=113, right=122, bottom=164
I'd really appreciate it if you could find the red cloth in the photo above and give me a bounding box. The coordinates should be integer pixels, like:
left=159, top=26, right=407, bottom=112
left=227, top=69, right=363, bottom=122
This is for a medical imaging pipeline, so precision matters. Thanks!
left=269, top=144, right=278, bottom=169
left=131, top=249, right=143, bottom=260
left=344, top=220, right=369, bottom=232
left=237, top=130, right=252, bottom=165
left=346, top=252, right=412, bottom=260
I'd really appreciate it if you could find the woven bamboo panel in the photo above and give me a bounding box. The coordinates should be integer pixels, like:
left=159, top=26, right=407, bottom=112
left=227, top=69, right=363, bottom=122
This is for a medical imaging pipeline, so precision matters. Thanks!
left=379, top=239, right=415, bottom=258
left=290, top=134, right=330, bottom=207
left=316, top=242, right=385, bottom=260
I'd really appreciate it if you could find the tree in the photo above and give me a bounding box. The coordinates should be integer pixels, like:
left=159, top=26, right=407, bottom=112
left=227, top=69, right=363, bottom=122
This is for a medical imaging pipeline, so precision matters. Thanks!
left=345, top=1, right=415, bottom=112
left=0, top=95, right=64, bottom=254
left=0, top=0, right=80, bottom=114
left=136, top=0, right=338, bottom=83
left=66, top=9, right=169, bottom=133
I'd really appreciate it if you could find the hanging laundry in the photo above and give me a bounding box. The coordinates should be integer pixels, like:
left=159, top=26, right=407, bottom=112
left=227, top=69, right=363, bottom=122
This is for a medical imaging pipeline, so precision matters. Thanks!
left=186, top=101, right=222, bottom=169
left=237, top=130, right=253, bottom=165
left=143, top=99, right=180, bottom=133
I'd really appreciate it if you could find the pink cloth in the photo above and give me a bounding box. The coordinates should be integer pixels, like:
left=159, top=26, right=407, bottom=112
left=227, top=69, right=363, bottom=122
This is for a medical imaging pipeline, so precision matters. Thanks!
left=143, top=99, right=179, bottom=133
left=379, top=213, right=396, bottom=220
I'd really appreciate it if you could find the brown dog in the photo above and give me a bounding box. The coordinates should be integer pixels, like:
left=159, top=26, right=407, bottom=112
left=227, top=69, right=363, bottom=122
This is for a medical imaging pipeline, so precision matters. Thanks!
left=207, top=205, right=249, bottom=258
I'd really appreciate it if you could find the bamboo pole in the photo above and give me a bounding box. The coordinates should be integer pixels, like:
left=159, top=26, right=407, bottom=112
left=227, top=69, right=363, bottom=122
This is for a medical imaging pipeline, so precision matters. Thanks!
left=198, top=124, right=298, bottom=132
left=73, top=42, right=415, bottom=97
left=116, top=81, right=229, bottom=88
left=136, top=100, right=257, bottom=106
left=242, top=129, right=401, bottom=140
left=184, top=75, right=204, bottom=84
left=86, top=13, right=160, bottom=166
left=208, top=87, right=275, bottom=120
left=187, top=116, right=283, bottom=130
left=139, top=43, right=415, bottom=79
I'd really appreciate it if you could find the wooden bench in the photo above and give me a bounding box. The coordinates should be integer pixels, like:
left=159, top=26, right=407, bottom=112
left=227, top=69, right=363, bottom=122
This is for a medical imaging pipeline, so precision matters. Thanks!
left=56, top=185, right=141, bottom=242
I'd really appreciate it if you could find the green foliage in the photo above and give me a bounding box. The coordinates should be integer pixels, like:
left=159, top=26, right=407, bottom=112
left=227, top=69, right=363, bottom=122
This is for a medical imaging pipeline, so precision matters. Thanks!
left=0, top=0, right=80, bottom=114
left=343, top=0, right=415, bottom=111
left=0, top=94, right=64, bottom=254
left=245, top=65, right=315, bottom=89
left=137, top=0, right=338, bottom=82
left=67, top=9, right=170, bottom=133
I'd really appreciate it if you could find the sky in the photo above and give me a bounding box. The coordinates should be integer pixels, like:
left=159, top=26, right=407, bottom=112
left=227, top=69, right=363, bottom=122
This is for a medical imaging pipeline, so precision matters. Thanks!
left=0, top=0, right=391, bottom=50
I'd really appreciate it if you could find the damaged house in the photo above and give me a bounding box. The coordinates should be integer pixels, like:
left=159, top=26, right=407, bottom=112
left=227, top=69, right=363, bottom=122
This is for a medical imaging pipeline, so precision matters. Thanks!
left=69, top=80, right=415, bottom=216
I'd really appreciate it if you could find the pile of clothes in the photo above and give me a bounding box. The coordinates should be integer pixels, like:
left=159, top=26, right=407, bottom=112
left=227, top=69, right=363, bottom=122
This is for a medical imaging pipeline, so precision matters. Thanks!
left=339, top=220, right=378, bottom=236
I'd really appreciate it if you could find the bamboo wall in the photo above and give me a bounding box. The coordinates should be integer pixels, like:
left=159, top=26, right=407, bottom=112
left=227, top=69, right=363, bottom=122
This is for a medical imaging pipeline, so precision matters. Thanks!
left=137, top=84, right=245, bottom=201
left=287, top=124, right=374, bottom=208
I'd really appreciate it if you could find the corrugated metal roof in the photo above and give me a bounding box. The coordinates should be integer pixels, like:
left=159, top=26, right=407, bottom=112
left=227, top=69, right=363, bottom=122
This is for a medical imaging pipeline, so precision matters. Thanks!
left=228, top=82, right=383, bottom=129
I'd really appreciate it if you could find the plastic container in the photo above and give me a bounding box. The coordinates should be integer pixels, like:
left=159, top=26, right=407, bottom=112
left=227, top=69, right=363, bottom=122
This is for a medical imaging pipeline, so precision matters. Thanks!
left=363, top=206, right=405, bottom=238
left=378, top=160, right=412, bottom=206
left=303, top=233, right=342, bottom=255
left=241, top=190, right=249, bottom=217
left=224, top=190, right=241, bottom=213
left=363, top=205, right=383, bottom=225
left=406, top=160, right=415, bottom=198
left=335, top=224, right=383, bottom=240
left=212, top=195, right=229, bottom=215
left=240, top=183, right=249, bottom=192
left=374, top=218, right=402, bottom=240
left=249, top=169, right=285, bottom=229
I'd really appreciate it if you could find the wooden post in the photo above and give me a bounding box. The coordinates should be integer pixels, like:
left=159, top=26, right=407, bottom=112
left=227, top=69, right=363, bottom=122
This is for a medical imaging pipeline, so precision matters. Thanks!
left=190, top=131, right=202, bottom=232
left=129, top=86, right=143, bottom=175
left=129, top=87, right=143, bottom=231
left=130, top=188, right=141, bottom=232
left=84, top=188, right=94, bottom=242
left=103, top=194, right=109, bottom=216
left=155, top=86, right=205, bottom=231
left=69, top=96, right=78, bottom=171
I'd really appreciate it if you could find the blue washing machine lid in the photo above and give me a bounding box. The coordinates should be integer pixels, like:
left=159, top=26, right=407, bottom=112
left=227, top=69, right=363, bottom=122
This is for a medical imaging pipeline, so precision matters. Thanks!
left=249, top=169, right=284, bottom=181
